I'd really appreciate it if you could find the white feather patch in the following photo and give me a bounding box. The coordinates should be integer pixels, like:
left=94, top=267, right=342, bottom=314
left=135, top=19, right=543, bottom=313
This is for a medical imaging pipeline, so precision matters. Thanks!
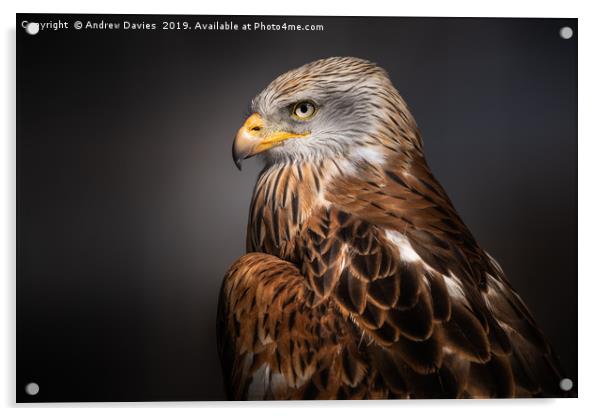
left=384, top=230, right=421, bottom=263
left=247, top=363, right=270, bottom=400
left=385, top=230, right=472, bottom=307
left=443, top=273, right=466, bottom=300
left=350, top=146, right=385, bottom=165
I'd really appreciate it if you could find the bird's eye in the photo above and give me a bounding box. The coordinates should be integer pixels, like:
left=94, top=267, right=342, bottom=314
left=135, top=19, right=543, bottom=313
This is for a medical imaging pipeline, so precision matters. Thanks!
left=292, top=101, right=316, bottom=120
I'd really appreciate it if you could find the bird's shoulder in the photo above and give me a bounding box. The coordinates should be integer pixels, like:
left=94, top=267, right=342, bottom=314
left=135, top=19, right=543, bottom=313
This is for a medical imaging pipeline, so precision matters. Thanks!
left=322, top=155, right=494, bottom=287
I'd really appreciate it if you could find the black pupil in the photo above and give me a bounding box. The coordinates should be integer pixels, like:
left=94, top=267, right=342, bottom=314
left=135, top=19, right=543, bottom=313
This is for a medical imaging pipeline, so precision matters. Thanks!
left=299, top=104, right=308, bottom=114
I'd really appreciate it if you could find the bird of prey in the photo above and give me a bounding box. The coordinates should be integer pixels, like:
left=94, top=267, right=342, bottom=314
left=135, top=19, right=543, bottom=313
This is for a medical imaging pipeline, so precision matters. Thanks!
left=217, top=57, right=567, bottom=400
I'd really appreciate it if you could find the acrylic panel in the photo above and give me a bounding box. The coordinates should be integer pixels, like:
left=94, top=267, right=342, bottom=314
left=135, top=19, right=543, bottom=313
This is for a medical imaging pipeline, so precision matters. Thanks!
left=16, top=14, right=577, bottom=402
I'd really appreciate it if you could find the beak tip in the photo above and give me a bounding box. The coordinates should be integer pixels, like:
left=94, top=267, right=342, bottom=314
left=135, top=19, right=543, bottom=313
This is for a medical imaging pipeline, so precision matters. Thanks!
left=232, top=141, right=243, bottom=170
left=233, top=112, right=265, bottom=170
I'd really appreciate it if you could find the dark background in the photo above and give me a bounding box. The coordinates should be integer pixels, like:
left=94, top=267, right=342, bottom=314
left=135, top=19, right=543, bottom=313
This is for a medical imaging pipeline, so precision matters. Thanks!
left=16, top=14, right=577, bottom=402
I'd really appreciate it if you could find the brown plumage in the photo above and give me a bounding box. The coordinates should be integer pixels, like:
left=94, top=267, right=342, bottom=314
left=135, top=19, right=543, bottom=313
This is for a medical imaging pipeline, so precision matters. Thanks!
left=217, top=57, right=568, bottom=400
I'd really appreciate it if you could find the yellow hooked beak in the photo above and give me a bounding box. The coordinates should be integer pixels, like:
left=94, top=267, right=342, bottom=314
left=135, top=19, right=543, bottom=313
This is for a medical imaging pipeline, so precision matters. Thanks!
left=232, top=113, right=309, bottom=170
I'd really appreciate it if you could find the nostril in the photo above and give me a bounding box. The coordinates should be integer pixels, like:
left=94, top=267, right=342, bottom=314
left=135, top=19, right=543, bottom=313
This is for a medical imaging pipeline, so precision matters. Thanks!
left=251, top=126, right=262, bottom=132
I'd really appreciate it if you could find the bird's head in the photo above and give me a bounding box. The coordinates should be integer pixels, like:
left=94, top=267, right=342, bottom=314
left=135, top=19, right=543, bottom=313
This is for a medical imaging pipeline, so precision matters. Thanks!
left=232, top=57, right=421, bottom=170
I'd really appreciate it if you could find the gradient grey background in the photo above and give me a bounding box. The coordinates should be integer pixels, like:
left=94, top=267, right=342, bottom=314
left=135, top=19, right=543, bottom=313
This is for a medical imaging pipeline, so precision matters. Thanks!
left=16, top=14, right=577, bottom=402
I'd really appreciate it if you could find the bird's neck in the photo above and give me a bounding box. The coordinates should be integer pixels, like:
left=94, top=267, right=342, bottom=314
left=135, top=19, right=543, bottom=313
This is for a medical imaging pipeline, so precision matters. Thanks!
left=246, top=159, right=339, bottom=260
left=245, top=146, right=433, bottom=262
